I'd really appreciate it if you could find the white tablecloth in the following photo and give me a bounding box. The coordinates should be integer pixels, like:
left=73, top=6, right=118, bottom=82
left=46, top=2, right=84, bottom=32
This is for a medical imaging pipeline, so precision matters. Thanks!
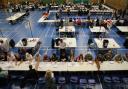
left=15, top=38, right=40, bottom=47
left=6, top=12, right=25, bottom=21
left=54, top=38, right=77, bottom=48
left=0, top=61, right=128, bottom=71
left=94, top=38, right=120, bottom=48
left=117, top=26, right=128, bottom=32
left=90, top=26, right=106, bottom=32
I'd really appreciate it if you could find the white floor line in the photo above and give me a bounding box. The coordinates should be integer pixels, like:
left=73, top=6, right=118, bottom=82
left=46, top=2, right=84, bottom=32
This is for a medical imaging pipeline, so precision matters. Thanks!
left=81, top=27, right=86, bottom=37
left=44, top=23, right=52, bottom=38
left=50, top=26, right=55, bottom=38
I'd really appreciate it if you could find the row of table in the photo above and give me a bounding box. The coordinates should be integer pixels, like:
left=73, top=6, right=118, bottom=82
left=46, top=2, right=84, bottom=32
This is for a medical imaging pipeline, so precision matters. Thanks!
left=1, top=24, right=125, bottom=49
left=1, top=38, right=40, bottom=48
left=0, top=61, right=128, bottom=71
left=53, top=37, right=121, bottom=48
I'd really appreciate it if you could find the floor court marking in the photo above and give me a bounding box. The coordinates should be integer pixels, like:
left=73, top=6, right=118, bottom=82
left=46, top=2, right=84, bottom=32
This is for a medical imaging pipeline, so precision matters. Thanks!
left=44, top=23, right=52, bottom=38
left=51, top=25, right=55, bottom=38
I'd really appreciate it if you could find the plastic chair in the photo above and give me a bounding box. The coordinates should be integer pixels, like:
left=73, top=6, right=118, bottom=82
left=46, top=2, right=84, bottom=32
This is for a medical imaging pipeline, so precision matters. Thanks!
left=87, top=79, right=96, bottom=89
left=58, top=77, right=66, bottom=89
left=103, top=76, right=112, bottom=89
left=122, top=77, right=128, bottom=89
left=70, top=76, right=78, bottom=89
left=79, top=78, right=87, bottom=89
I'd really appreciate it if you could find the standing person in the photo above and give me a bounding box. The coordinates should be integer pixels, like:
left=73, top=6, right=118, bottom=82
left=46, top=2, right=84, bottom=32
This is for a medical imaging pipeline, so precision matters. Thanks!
left=59, top=39, right=68, bottom=61
left=59, top=39, right=66, bottom=55
left=44, top=70, right=57, bottom=89
left=67, top=8, right=70, bottom=16
left=20, top=65, right=38, bottom=89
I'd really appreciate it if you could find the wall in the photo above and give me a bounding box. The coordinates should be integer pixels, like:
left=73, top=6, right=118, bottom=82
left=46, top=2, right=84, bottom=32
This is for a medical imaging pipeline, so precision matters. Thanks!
left=90, top=0, right=98, bottom=4
left=0, top=0, right=8, bottom=8
left=105, top=0, right=127, bottom=10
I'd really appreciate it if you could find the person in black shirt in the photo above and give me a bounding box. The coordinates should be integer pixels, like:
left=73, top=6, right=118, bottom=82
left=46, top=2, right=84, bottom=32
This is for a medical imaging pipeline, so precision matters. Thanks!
left=25, top=65, right=38, bottom=79
left=56, top=12, right=59, bottom=19
left=20, top=65, right=38, bottom=89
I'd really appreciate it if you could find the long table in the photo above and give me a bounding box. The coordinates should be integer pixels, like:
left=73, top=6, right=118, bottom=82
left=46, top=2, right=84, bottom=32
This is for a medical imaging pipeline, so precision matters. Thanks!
left=0, top=61, right=128, bottom=71
left=54, top=38, right=77, bottom=48
left=38, top=13, right=50, bottom=23
left=90, top=26, right=106, bottom=33
left=6, top=12, right=25, bottom=23
left=116, top=26, right=128, bottom=32
left=94, top=38, right=120, bottom=48
left=59, top=26, right=75, bottom=32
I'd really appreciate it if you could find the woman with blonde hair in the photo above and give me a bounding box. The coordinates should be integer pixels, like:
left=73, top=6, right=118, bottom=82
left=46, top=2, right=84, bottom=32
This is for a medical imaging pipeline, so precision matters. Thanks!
left=44, top=70, right=56, bottom=89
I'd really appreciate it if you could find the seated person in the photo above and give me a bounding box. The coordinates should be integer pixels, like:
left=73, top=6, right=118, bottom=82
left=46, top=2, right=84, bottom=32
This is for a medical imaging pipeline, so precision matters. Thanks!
left=96, top=18, right=100, bottom=26
left=84, top=53, right=93, bottom=61
left=59, top=19, right=63, bottom=27
left=43, top=54, right=49, bottom=62
left=25, top=52, right=33, bottom=62
left=112, top=54, right=123, bottom=63
left=7, top=51, right=16, bottom=62
left=103, top=39, right=109, bottom=48
left=50, top=53, right=58, bottom=62
left=76, top=54, right=84, bottom=62
left=123, top=53, right=128, bottom=61
left=69, top=49, right=75, bottom=62
left=0, top=40, right=8, bottom=61
left=96, top=54, right=105, bottom=62
left=116, top=20, right=122, bottom=26
left=21, top=38, right=27, bottom=46
left=35, top=53, right=41, bottom=62
left=51, top=39, right=55, bottom=49
left=69, top=18, right=72, bottom=22
left=18, top=48, right=26, bottom=60
left=89, top=19, right=94, bottom=28
left=103, top=50, right=113, bottom=61
left=73, top=18, right=76, bottom=24
left=14, top=53, right=21, bottom=61
left=56, top=12, right=59, bottom=19
left=43, top=12, right=49, bottom=16
left=9, top=39, right=15, bottom=48
left=60, top=51, right=68, bottom=62
left=27, top=47, right=35, bottom=56
left=76, top=18, right=81, bottom=25
left=55, top=38, right=61, bottom=46
left=25, top=9, right=29, bottom=16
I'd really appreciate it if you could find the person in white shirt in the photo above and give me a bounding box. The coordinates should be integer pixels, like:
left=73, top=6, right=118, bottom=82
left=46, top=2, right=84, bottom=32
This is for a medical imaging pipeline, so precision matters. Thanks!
left=59, top=39, right=67, bottom=61
left=7, top=51, right=16, bottom=61
left=25, top=52, right=33, bottom=63
left=59, top=39, right=66, bottom=49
